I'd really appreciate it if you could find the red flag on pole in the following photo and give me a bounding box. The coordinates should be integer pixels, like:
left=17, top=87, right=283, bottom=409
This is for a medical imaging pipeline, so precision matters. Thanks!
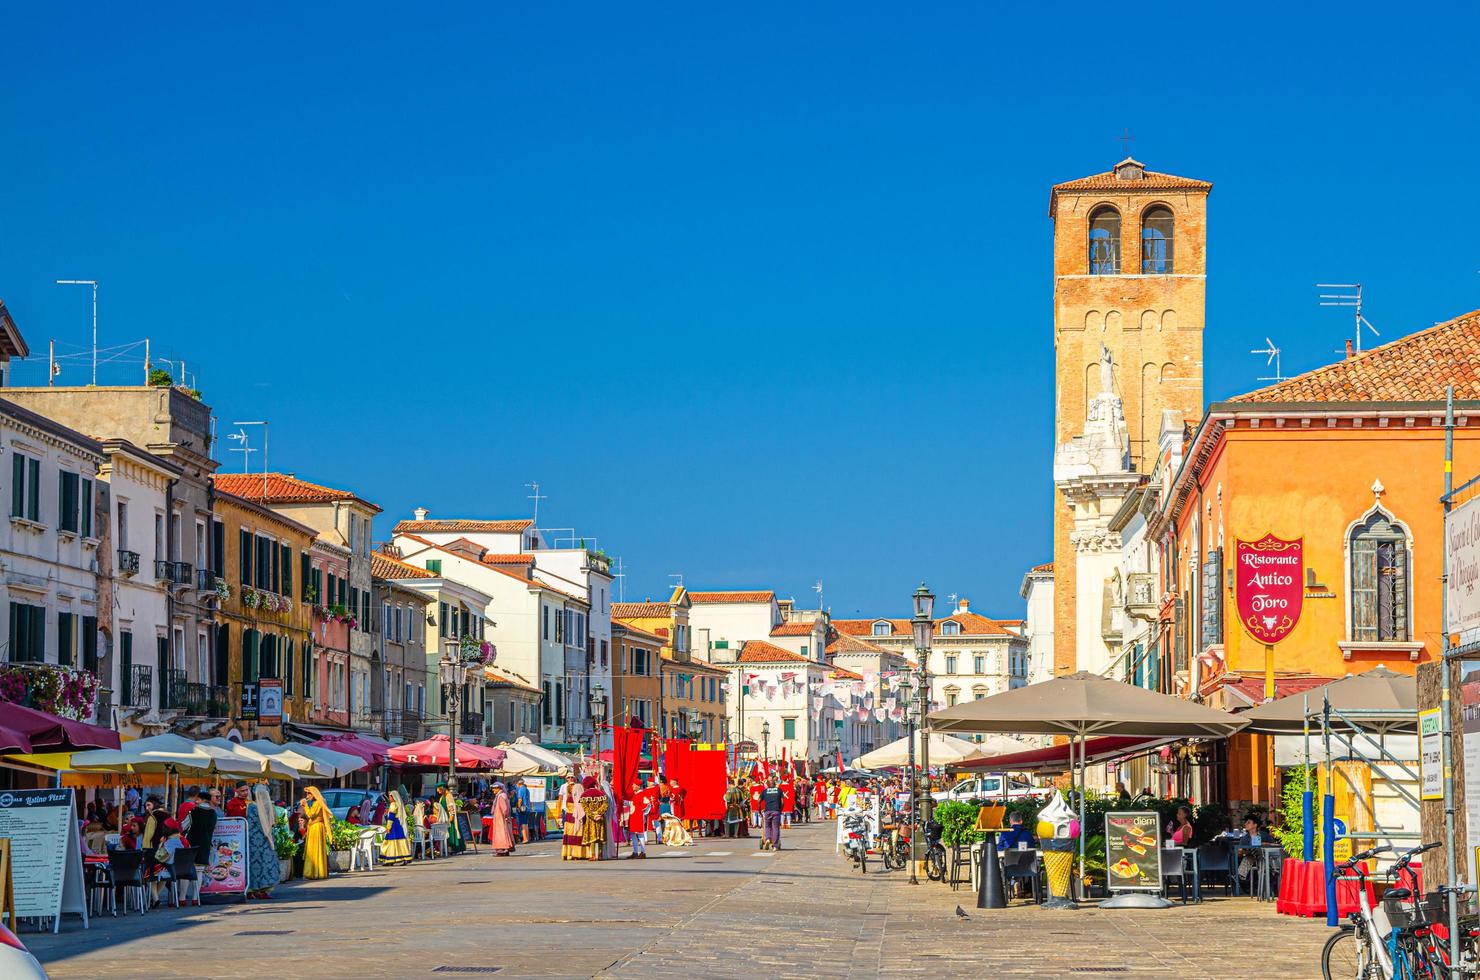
left=835, top=748, right=844, bottom=772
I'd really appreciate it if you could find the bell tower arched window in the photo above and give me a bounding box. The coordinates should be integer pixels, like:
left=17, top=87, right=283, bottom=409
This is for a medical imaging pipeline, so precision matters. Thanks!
left=1141, top=206, right=1175, bottom=274
left=1350, top=510, right=1409, bottom=642
left=1088, top=206, right=1121, bottom=275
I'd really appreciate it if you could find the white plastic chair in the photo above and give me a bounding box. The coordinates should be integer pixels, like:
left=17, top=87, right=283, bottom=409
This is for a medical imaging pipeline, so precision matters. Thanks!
left=349, top=828, right=381, bottom=871
left=411, top=824, right=431, bottom=860
left=429, top=822, right=449, bottom=859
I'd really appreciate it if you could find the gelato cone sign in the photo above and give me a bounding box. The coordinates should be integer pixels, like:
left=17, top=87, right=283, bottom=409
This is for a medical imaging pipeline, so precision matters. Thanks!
left=1235, top=534, right=1303, bottom=644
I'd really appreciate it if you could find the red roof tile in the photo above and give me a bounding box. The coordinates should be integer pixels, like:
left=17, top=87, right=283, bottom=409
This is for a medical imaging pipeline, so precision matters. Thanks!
left=613, top=622, right=667, bottom=646
left=1031, top=562, right=1054, bottom=573
left=825, top=632, right=892, bottom=656
left=736, top=640, right=811, bottom=664
left=1049, top=159, right=1211, bottom=217
left=770, top=621, right=816, bottom=637
left=480, top=553, right=534, bottom=567
left=393, top=518, right=533, bottom=534
left=483, top=667, right=540, bottom=694
left=689, top=590, right=775, bottom=604
left=371, top=551, right=437, bottom=581
left=827, top=665, right=864, bottom=681
left=213, top=473, right=381, bottom=512
left=1229, top=309, right=1480, bottom=404
left=612, top=602, right=671, bottom=619
left=832, top=614, right=1018, bottom=638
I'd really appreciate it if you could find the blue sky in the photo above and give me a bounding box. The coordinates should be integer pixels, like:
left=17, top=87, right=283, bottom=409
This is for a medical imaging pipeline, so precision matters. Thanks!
left=1, top=5, right=1477, bottom=617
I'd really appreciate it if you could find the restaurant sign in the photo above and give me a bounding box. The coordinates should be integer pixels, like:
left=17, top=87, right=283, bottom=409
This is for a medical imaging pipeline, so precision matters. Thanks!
left=1234, top=534, right=1304, bottom=644
left=1104, top=811, right=1162, bottom=892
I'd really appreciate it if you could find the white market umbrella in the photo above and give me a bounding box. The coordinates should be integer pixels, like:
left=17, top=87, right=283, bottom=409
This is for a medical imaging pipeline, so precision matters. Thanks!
left=491, top=744, right=554, bottom=776
left=282, top=742, right=369, bottom=778
left=240, top=739, right=354, bottom=778
left=71, top=733, right=216, bottom=776
left=510, top=736, right=573, bottom=772
left=854, top=731, right=1026, bottom=769
left=196, top=737, right=300, bottom=779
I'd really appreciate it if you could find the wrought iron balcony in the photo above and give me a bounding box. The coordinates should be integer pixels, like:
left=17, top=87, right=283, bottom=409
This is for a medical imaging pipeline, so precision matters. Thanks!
left=153, top=560, right=193, bottom=586
left=207, top=685, right=232, bottom=718
left=459, top=711, right=484, bottom=736
left=195, top=568, right=215, bottom=591
left=117, top=550, right=140, bottom=576
left=122, top=665, right=152, bottom=709
left=158, top=668, right=188, bottom=710
left=182, top=682, right=209, bottom=716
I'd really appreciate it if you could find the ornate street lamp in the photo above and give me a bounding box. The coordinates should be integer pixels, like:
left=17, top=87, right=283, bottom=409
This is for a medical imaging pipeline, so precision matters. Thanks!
left=439, top=655, right=469, bottom=794
left=911, top=583, right=935, bottom=823
left=899, top=672, right=918, bottom=885
left=589, top=683, right=606, bottom=754
left=761, top=719, right=771, bottom=761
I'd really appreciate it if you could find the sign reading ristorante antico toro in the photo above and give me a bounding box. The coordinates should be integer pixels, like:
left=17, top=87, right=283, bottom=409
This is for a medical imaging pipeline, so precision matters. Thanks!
left=1234, top=534, right=1304, bottom=644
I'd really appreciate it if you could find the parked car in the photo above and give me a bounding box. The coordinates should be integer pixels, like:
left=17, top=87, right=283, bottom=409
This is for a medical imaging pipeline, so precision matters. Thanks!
left=0, top=922, right=47, bottom=979
left=932, top=774, right=1039, bottom=802
left=321, top=788, right=381, bottom=821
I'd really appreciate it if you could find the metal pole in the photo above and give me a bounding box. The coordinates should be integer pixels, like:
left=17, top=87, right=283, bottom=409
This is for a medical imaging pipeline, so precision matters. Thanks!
left=90, top=281, right=97, bottom=386
left=1323, top=693, right=1337, bottom=927
left=448, top=665, right=459, bottom=794
left=1302, top=694, right=1313, bottom=862
left=918, top=662, right=932, bottom=826
left=907, top=702, right=918, bottom=885
left=1441, top=385, right=1461, bottom=979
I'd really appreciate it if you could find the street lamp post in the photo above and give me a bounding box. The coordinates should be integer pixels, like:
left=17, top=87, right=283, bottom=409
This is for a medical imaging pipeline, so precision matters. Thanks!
left=589, top=683, right=606, bottom=754
left=911, top=583, right=935, bottom=825
left=761, top=720, right=771, bottom=762
left=900, top=673, right=918, bottom=885
left=439, top=655, right=469, bottom=794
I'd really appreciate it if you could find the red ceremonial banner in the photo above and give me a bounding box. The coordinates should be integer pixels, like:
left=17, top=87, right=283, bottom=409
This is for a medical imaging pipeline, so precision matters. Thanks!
left=1235, top=534, right=1304, bottom=644
left=610, top=724, right=644, bottom=811
left=683, top=746, right=728, bottom=820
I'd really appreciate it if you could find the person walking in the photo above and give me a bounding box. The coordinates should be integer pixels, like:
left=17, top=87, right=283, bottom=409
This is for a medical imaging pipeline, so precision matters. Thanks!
left=512, top=779, right=532, bottom=844
left=301, top=786, right=333, bottom=880
left=760, top=777, right=784, bottom=850
left=724, top=780, right=747, bottom=839
left=182, top=788, right=218, bottom=871
left=780, top=774, right=795, bottom=828
left=748, top=777, right=764, bottom=829
left=488, top=783, right=515, bottom=856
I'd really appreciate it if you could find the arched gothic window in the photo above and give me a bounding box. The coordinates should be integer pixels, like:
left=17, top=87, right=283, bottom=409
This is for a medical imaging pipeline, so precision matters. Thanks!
left=1350, top=510, right=1408, bottom=641
left=1089, top=206, right=1121, bottom=274
left=1141, top=206, right=1175, bottom=274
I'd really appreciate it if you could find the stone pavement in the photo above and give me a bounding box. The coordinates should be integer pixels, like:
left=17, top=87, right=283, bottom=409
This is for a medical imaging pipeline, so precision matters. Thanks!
left=28, top=820, right=1331, bottom=978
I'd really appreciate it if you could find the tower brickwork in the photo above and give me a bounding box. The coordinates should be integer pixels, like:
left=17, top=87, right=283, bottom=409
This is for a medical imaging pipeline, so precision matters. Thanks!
left=1050, top=158, right=1210, bottom=677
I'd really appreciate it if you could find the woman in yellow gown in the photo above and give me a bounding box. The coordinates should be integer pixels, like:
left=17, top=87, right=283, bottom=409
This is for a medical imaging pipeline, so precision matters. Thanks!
left=301, top=786, right=333, bottom=880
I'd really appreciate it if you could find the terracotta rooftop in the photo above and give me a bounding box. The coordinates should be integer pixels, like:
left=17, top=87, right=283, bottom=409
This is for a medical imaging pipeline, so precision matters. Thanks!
left=832, top=613, right=1018, bottom=638
left=689, top=590, right=775, bottom=604
left=825, top=632, right=892, bottom=656
left=660, top=650, right=729, bottom=674
left=371, top=551, right=437, bottom=581
left=213, top=473, right=381, bottom=512
left=614, top=622, right=667, bottom=646
left=1031, top=562, right=1054, bottom=573
left=1228, top=309, right=1480, bottom=405
left=770, top=621, right=816, bottom=637
left=736, top=640, right=812, bottom=664
left=827, top=665, right=865, bottom=681
left=393, top=518, right=533, bottom=534
left=480, top=553, right=534, bottom=567
left=484, top=667, right=540, bottom=694
left=612, top=602, right=671, bottom=619
left=1050, top=158, right=1211, bottom=217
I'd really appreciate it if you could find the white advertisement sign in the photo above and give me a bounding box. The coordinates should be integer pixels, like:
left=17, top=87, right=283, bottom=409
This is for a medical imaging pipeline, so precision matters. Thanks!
left=0, top=788, right=88, bottom=931
left=1419, top=707, right=1444, bottom=801
left=1445, top=495, right=1480, bottom=636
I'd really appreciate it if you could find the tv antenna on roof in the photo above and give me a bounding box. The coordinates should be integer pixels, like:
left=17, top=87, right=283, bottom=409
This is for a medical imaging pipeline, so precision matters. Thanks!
left=669, top=573, right=684, bottom=590
left=612, top=556, right=626, bottom=602
left=525, top=481, right=546, bottom=526
left=1251, top=338, right=1284, bottom=382
left=814, top=579, right=824, bottom=611
left=1317, top=283, right=1380, bottom=353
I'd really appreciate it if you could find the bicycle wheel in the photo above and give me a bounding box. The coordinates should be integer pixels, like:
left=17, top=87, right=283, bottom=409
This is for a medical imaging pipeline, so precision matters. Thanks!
left=926, top=846, right=945, bottom=882
left=1321, top=927, right=1373, bottom=980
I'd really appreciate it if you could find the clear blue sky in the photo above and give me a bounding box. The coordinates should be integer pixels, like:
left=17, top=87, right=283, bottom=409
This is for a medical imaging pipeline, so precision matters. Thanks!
left=2, top=5, right=1477, bottom=617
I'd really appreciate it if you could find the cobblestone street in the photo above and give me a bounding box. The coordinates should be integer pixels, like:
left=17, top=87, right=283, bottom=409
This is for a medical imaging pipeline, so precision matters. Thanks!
left=29, top=820, right=1330, bottom=979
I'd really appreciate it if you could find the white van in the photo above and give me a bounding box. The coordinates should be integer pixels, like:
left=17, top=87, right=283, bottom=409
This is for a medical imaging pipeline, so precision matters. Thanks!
left=932, top=774, right=1039, bottom=802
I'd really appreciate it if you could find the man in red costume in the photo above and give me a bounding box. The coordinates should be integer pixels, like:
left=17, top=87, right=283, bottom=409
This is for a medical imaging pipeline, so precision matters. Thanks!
left=748, top=776, right=764, bottom=830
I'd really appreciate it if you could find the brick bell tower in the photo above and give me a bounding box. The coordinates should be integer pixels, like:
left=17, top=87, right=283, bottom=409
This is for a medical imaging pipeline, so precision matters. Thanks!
left=1050, top=157, right=1210, bottom=677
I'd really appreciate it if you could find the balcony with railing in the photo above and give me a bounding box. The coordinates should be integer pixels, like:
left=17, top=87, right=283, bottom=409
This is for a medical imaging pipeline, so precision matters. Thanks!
left=117, top=549, right=140, bottom=577
left=158, top=668, right=188, bottom=710
left=459, top=711, right=484, bottom=737
left=195, top=568, right=216, bottom=591
left=154, top=560, right=193, bottom=587
left=122, top=665, right=152, bottom=709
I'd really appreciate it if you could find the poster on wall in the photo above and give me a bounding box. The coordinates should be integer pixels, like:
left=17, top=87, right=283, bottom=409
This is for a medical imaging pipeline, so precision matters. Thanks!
left=0, top=788, right=88, bottom=931
left=1234, top=534, right=1304, bottom=644
left=258, top=679, right=283, bottom=726
left=1104, top=812, right=1162, bottom=892
left=1419, top=707, right=1444, bottom=801
left=1461, top=662, right=1480, bottom=884
left=1445, top=495, right=1480, bottom=637
left=200, top=816, right=249, bottom=898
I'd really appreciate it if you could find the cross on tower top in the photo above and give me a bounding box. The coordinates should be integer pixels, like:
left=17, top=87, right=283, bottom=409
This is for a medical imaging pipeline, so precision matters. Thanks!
left=1117, top=127, right=1135, bottom=155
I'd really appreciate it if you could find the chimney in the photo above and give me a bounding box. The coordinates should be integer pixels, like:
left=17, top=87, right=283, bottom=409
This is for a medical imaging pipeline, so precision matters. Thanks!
left=413, top=507, right=429, bottom=521
left=1345, top=339, right=1353, bottom=359
left=957, top=597, right=970, bottom=614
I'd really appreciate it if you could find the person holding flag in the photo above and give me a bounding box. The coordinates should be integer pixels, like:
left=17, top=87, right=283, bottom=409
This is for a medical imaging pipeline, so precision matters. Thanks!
left=748, top=774, right=764, bottom=829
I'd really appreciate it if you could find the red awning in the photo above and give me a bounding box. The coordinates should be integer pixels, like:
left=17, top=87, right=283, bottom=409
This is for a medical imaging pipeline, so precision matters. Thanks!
left=387, top=735, right=506, bottom=770
left=955, top=734, right=1173, bottom=774
left=0, top=701, right=121, bottom=751
left=310, top=733, right=393, bottom=765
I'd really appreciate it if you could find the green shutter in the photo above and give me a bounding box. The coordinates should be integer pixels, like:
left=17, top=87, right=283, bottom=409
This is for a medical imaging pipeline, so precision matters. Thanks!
left=244, top=629, right=258, bottom=683
left=285, top=639, right=295, bottom=696
left=82, top=616, right=98, bottom=672
left=240, top=529, right=252, bottom=584
left=10, top=454, right=22, bottom=518
left=26, top=459, right=39, bottom=521
left=80, top=479, right=93, bottom=537
left=58, top=611, right=74, bottom=666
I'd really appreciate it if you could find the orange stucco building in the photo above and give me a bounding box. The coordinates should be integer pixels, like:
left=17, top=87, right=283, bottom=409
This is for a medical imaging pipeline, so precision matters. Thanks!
left=1154, top=309, right=1480, bottom=805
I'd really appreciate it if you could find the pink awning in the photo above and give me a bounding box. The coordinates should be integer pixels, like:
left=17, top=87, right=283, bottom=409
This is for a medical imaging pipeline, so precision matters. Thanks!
left=387, top=735, right=506, bottom=771
left=955, top=734, right=1173, bottom=774
left=309, top=733, right=393, bottom=766
left=0, top=701, right=121, bottom=751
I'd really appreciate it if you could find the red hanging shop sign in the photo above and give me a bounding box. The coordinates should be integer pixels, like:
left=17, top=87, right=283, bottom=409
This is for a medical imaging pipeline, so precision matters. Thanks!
left=1234, top=534, right=1304, bottom=644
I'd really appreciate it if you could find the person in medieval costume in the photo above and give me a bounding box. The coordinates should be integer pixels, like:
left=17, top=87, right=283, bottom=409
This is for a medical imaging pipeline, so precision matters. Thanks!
left=599, top=774, right=620, bottom=861
left=579, top=777, right=608, bottom=861
left=487, top=783, right=515, bottom=856
left=380, top=790, right=412, bottom=866
left=435, top=783, right=465, bottom=854
left=558, top=775, right=584, bottom=860
left=246, top=784, right=282, bottom=899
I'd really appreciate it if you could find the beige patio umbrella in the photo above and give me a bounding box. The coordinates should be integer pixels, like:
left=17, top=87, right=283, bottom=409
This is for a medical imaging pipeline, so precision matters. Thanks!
left=492, top=743, right=556, bottom=776
left=854, top=731, right=1024, bottom=769
left=71, top=733, right=217, bottom=775
left=242, top=740, right=366, bottom=778
left=929, top=672, right=1248, bottom=900
left=196, top=737, right=301, bottom=779
left=509, top=736, right=573, bottom=772
left=1237, top=666, right=1416, bottom=735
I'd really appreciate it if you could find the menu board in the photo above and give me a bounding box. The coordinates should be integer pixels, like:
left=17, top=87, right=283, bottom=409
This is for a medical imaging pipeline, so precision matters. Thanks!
left=200, top=816, right=248, bottom=897
left=0, top=788, right=87, bottom=930
left=1104, top=811, right=1162, bottom=892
